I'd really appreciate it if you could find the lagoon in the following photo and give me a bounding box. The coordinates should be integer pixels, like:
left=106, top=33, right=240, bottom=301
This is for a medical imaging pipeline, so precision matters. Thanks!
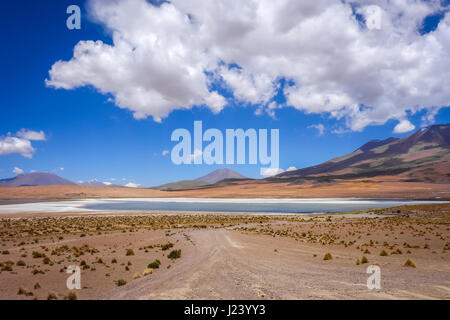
left=83, top=198, right=448, bottom=214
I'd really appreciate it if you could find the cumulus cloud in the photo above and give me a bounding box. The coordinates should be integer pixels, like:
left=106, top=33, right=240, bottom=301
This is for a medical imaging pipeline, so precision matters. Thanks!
left=393, top=119, right=416, bottom=133
left=308, top=124, right=326, bottom=136
left=0, top=129, right=46, bottom=158
left=12, top=167, right=24, bottom=174
left=47, top=0, right=450, bottom=130
left=262, top=166, right=299, bottom=177
left=16, top=129, right=46, bottom=141
left=125, top=182, right=141, bottom=188
left=0, top=136, right=35, bottom=158
left=103, top=181, right=112, bottom=186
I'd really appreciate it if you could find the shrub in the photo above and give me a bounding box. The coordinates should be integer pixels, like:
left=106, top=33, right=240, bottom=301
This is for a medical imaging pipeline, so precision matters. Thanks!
left=147, top=260, right=161, bottom=269
left=116, top=279, right=127, bottom=286
left=66, top=291, right=77, bottom=300
left=31, top=269, right=44, bottom=275
left=95, top=257, right=104, bottom=264
left=47, top=292, right=58, bottom=300
left=323, top=253, right=333, bottom=260
left=125, top=249, right=134, bottom=256
left=17, top=287, right=28, bottom=295
left=403, top=259, right=416, bottom=268
left=143, top=268, right=153, bottom=276
left=16, top=260, right=26, bottom=266
left=2, top=250, right=10, bottom=255
left=356, top=259, right=360, bottom=265
left=168, top=249, right=181, bottom=260
left=133, top=272, right=141, bottom=279
left=2, top=264, right=13, bottom=272
left=361, top=256, right=369, bottom=264
left=161, top=242, right=174, bottom=251
left=379, top=250, right=388, bottom=256
left=32, top=251, right=44, bottom=259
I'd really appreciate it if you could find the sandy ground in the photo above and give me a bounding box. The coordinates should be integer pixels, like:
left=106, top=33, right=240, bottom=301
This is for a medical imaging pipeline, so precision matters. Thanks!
left=0, top=204, right=449, bottom=300
left=1, top=179, right=449, bottom=204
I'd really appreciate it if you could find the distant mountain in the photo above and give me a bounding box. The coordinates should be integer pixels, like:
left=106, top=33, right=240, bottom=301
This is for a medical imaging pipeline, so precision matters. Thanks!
left=153, top=180, right=210, bottom=191
left=197, top=168, right=247, bottom=184
left=274, top=124, right=450, bottom=183
left=77, top=179, right=110, bottom=187
left=153, top=168, right=248, bottom=190
left=0, top=172, right=77, bottom=187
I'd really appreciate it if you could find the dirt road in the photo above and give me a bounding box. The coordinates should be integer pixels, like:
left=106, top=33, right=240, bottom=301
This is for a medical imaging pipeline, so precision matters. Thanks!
left=104, top=228, right=450, bottom=300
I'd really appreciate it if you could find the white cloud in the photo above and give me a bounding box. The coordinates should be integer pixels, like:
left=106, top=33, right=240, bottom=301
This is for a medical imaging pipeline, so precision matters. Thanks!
left=331, top=127, right=350, bottom=134
left=286, top=166, right=297, bottom=172
left=125, top=182, right=141, bottom=188
left=220, top=67, right=277, bottom=105
left=12, top=167, right=24, bottom=174
left=16, top=129, right=46, bottom=141
left=261, top=167, right=284, bottom=177
left=103, top=181, right=112, bottom=186
left=162, top=150, right=169, bottom=156
left=308, top=124, right=326, bottom=136
left=421, top=107, right=440, bottom=127
left=46, top=0, right=450, bottom=130
left=0, top=136, right=35, bottom=158
left=393, top=119, right=416, bottom=133
left=0, top=129, right=46, bottom=158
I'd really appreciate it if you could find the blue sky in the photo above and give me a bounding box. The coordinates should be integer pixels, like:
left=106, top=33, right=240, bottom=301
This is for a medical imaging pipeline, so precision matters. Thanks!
left=1, top=0, right=449, bottom=187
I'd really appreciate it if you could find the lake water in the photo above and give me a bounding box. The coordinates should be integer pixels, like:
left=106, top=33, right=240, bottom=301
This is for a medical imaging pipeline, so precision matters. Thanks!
left=84, top=198, right=447, bottom=214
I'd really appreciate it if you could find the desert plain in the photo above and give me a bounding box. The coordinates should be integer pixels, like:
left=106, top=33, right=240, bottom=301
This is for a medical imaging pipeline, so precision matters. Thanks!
left=0, top=194, right=448, bottom=300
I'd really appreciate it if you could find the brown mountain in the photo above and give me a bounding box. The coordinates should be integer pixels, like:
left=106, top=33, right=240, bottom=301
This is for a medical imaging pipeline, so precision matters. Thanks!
left=0, top=172, right=77, bottom=187
left=273, top=124, right=450, bottom=183
left=197, top=168, right=247, bottom=184
left=153, top=168, right=247, bottom=190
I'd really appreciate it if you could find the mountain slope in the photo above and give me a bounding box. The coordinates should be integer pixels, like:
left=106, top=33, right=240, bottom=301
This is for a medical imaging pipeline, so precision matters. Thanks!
left=0, top=172, right=77, bottom=187
left=153, top=168, right=248, bottom=190
left=197, top=168, right=247, bottom=184
left=153, top=180, right=211, bottom=191
left=274, top=124, right=450, bottom=183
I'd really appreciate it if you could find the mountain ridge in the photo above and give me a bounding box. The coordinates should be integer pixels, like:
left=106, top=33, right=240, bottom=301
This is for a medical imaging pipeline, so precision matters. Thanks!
left=273, top=124, right=450, bottom=183
left=196, top=168, right=247, bottom=184
left=0, top=172, right=77, bottom=187
left=153, top=168, right=248, bottom=190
